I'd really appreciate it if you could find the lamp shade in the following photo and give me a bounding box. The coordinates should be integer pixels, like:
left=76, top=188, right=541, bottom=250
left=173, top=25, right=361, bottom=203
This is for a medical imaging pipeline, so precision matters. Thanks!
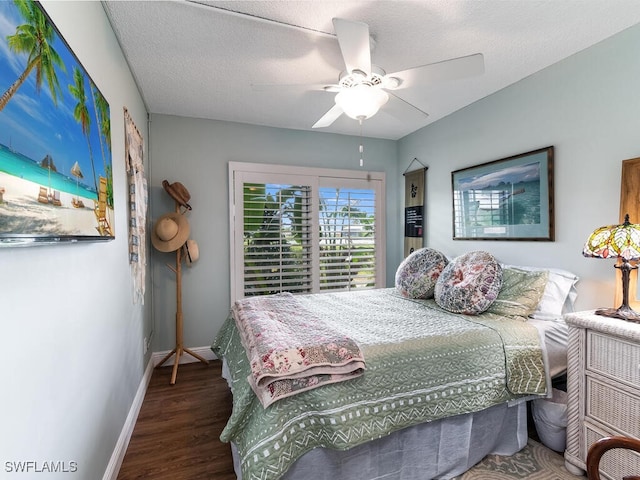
left=335, top=85, right=389, bottom=120
left=583, top=214, right=640, bottom=261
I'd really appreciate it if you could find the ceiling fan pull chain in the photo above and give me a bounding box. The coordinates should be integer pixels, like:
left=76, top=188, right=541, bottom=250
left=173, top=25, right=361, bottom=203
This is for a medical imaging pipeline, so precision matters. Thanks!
left=359, top=119, right=364, bottom=167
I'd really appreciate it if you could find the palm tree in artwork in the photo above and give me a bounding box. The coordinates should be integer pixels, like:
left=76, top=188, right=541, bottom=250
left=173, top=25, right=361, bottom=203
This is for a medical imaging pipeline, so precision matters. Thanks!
left=96, top=92, right=111, bottom=155
left=90, top=82, right=113, bottom=207
left=0, top=0, right=65, bottom=112
left=68, top=66, right=98, bottom=194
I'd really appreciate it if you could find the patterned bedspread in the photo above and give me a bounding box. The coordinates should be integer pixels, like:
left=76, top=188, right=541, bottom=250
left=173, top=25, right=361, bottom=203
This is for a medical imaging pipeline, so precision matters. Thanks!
left=232, top=292, right=366, bottom=407
left=211, top=288, right=547, bottom=480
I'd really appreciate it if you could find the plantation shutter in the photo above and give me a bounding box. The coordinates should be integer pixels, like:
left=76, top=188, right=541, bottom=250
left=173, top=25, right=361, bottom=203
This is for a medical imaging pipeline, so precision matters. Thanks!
left=230, top=163, right=385, bottom=303
left=242, top=180, right=314, bottom=297
left=318, top=184, right=377, bottom=291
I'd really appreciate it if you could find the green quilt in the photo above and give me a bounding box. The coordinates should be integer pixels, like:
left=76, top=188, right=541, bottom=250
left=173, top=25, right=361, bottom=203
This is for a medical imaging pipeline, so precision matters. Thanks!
left=211, top=288, right=547, bottom=480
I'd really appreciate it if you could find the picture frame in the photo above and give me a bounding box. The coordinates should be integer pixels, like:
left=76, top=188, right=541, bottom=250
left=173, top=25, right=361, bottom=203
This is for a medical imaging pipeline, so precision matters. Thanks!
left=0, top=0, right=113, bottom=247
left=451, top=146, right=554, bottom=241
left=616, top=157, right=640, bottom=310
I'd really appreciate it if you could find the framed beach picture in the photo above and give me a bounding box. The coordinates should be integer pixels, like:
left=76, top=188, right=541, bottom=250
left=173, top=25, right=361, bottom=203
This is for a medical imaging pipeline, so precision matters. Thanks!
left=0, top=0, right=113, bottom=247
left=451, top=146, right=554, bottom=241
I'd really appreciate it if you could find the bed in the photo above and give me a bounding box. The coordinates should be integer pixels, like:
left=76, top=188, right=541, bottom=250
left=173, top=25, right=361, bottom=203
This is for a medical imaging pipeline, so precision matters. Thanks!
left=212, top=251, right=578, bottom=480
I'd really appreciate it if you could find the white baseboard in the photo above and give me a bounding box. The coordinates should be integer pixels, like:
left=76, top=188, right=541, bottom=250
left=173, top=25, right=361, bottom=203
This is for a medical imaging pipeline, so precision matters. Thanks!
left=102, top=355, right=155, bottom=480
left=103, top=346, right=217, bottom=480
left=151, top=345, right=217, bottom=366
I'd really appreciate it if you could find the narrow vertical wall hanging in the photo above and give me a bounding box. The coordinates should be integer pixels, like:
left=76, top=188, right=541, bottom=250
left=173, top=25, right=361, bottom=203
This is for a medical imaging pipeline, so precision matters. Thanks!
left=403, top=158, right=428, bottom=257
left=124, top=108, right=148, bottom=304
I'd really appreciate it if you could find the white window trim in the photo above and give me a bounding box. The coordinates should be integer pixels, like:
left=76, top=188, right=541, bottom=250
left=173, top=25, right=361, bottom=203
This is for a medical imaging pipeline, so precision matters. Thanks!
left=229, top=161, right=386, bottom=304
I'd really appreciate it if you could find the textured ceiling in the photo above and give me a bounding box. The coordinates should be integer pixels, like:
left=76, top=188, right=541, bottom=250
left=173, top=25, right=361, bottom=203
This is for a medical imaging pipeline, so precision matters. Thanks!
left=103, top=1, right=640, bottom=140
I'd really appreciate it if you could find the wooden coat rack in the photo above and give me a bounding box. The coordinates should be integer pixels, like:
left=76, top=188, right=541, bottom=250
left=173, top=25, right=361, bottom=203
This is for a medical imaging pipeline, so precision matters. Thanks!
left=156, top=201, right=208, bottom=385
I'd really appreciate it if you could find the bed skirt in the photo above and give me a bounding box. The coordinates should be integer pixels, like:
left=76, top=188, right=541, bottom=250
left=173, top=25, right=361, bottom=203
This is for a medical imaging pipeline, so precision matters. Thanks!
left=226, top=372, right=528, bottom=480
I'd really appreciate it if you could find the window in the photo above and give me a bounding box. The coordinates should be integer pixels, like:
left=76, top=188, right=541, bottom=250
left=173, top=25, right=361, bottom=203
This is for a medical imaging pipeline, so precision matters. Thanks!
left=242, top=180, right=313, bottom=297
left=229, top=162, right=385, bottom=302
left=318, top=183, right=377, bottom=292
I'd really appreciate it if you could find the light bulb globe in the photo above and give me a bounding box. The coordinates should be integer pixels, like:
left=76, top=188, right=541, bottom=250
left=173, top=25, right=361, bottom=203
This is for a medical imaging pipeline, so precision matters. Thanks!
left=335, top=85, right=389, bottom=120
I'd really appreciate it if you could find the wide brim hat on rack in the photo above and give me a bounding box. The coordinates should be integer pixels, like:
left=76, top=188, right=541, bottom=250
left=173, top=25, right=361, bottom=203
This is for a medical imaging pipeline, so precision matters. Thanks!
left=151, top=212, right=190, bottom=252
left=163, top=180, right=192, bottom=210
left=183, top=239, right=199, bottom=267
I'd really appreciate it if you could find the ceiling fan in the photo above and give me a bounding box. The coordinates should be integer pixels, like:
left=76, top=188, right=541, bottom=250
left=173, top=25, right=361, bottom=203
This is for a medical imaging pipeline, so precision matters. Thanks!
left=309, top=17, right=485, bottom=129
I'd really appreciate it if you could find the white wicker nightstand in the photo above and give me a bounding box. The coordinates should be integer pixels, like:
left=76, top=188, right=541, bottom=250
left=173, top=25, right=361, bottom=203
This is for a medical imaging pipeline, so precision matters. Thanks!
left=564, top=310, right=640, bottom=477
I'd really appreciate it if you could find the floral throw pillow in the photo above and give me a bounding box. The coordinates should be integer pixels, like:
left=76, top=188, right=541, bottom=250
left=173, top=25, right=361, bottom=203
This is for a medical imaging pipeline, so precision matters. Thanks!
left=434, top=251, right=503, bottom=315
left=395, top=248, right=449, bottom=299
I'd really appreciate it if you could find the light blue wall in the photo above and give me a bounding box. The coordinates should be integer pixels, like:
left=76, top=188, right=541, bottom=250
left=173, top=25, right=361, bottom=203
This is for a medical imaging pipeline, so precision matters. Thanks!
left=1, top=2, right=149, bottom=478
left=148, top=116, right=400, bottom=351
left=398, top=23, right=640, bottom=312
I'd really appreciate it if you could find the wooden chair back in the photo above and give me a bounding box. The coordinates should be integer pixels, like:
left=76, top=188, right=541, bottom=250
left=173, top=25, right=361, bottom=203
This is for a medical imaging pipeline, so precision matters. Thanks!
left=587, top=436, right=640, bottom=480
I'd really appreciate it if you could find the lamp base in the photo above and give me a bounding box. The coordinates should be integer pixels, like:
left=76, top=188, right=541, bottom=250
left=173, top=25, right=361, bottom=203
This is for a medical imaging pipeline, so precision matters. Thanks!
left=595, top=306, right=640, bottom=323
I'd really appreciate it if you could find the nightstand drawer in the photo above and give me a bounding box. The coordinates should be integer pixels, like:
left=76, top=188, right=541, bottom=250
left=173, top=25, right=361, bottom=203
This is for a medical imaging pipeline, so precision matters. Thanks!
left=585, top=424, right=640, bottom=480
left=587, top=331, right=640, bottom=385
left=587, top=377, right=640, bottom=438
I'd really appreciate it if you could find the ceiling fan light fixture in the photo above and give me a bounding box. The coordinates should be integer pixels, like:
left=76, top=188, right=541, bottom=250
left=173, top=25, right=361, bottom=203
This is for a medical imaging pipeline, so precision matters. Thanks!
left=335, top=85, right=389, bottom=120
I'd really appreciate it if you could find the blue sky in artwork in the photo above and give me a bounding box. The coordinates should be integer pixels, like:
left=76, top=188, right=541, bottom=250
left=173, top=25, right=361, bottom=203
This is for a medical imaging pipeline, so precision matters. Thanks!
left=0, top=1, right=110, bottom=191
left=457, top=161, right=541, bottom=191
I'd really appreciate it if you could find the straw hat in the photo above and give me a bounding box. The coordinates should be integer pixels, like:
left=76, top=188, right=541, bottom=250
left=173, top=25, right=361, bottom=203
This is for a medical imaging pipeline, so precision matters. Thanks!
left=183, top=239, right=199, bottom=267
left=162, top=180, right=192, bottom=210
left=151, top=212, right=190, bottom=252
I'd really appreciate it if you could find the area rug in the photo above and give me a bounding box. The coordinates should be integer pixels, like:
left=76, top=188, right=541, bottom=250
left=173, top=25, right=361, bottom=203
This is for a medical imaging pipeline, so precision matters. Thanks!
left=455, top=439, right=582, bottom=479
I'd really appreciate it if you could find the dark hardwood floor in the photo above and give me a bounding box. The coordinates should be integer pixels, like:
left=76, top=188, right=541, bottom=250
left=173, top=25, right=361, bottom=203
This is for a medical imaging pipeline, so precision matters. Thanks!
left=117, top=360, right=236, bottom=480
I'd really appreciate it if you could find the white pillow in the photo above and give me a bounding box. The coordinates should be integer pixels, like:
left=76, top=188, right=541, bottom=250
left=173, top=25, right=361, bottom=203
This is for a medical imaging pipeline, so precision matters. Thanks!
left=503, top=264, right=579, bottom=320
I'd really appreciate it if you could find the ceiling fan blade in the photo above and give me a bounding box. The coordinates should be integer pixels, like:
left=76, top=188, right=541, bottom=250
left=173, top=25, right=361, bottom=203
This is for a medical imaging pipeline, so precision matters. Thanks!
left=388, top=53, right=484, bottom=89
left=251, top=83, right=337, bottom=92
left=312, top=104, right=344, bottom=128
left=332, top=18, right=371, bottom=76
left=387, top=91, right=429, bottom=118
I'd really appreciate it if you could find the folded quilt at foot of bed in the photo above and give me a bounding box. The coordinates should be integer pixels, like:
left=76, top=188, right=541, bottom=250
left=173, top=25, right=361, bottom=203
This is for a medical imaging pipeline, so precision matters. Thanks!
left=232, top=292, right=366, bottom=407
